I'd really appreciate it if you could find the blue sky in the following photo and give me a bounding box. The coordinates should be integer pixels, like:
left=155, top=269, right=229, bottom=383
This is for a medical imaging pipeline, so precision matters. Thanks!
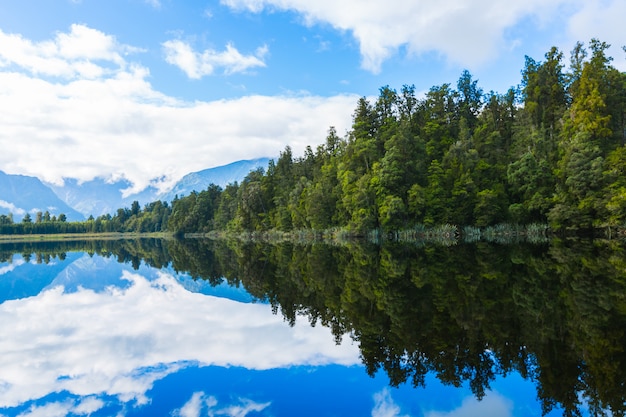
left=0, top=0, right=624, bottom=194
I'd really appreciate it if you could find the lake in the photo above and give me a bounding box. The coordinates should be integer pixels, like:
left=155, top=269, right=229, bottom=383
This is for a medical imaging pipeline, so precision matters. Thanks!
left=0, top=237, right=623, bottom=416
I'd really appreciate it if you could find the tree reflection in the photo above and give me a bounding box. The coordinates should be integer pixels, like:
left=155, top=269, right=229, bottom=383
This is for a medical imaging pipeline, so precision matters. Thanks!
left=2, top=237, right=626, bottom=416
left=187, top=238, right=626, bottom=417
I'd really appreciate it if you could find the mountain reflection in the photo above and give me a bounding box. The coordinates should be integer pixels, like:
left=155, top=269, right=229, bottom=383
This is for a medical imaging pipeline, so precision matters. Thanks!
left=1, top=237, right=626, bottom=416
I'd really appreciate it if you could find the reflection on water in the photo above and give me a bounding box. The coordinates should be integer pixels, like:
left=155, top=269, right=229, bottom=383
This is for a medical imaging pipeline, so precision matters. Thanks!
left=0, top=237, right=623, bottom=416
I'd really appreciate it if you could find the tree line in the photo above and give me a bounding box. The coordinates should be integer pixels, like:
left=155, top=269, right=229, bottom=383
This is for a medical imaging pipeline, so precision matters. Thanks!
left=1, top=39, right=625, bottom=236
left=0, top=200, right=171, bottom=235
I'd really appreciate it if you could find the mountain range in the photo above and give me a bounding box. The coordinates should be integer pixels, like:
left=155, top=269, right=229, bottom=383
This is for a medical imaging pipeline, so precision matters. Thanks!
left=0, top=171, right=84, bottom=221
left=0, top=158, right=270, bottom=221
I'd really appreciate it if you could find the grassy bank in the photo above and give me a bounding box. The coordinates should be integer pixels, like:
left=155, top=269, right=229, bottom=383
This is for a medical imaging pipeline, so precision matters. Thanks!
left=0, top=232, right=173, bottom=243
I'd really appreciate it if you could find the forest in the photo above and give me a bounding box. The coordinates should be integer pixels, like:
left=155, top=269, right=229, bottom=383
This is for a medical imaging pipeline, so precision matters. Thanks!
left=1, top=39, right=626, bottom=236
left=166, top=39, right=626, bottom=235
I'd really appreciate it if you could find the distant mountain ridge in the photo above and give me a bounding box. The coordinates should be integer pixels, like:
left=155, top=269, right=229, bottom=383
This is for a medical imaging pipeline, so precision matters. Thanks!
left=0, top=158, right=271, bottom=221
left=48, top=177, right=161, bottom=218
left=0, top=171, right=84, bottom=221
left=160, top=158, right=270, bottom=202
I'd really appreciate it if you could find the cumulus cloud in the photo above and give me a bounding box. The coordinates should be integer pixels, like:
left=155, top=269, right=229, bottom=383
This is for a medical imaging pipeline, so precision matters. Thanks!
left=163, top=39, right=268, bottom=77
left=219, top=0, right=625, bottom=73
left=0, top=24, right=138, bottom=79
left=0, top=25, right=356, bottom=193
left=0, top=268, right=360, bottom=409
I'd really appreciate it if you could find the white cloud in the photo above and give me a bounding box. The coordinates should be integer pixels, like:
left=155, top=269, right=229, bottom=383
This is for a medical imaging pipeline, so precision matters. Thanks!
left=0, top=268, right=359, bottom=408
left=372, top=388, right=409, bottom=417
left=0, top=200, right=25, bottom=216
left=163, top=39, right=268, bottom=77
left=0, top=25, right=356, bottom=194
left=219, top=0, right=617, bottom=73
left=0, top=24, right=137, bottom=79
left=566, top=0, right=626, bottom=71
left=424, top=392, right=513, bottom=417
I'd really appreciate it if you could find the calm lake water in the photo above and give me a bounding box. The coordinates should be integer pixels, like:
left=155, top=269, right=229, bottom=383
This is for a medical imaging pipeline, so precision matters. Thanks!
left=0, top=237, right=623, bottom=417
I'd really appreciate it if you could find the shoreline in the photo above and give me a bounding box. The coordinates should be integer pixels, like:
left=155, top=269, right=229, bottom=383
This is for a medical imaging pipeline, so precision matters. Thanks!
left=0, top=232, right=172, bottom=243
left=1, top=223, right=625, bottom=245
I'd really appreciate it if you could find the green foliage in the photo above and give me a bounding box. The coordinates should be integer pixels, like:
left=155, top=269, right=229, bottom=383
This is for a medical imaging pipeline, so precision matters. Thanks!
left=378, top=195, right=407, bottom=230
left=604, top=147, right=626, bottom=224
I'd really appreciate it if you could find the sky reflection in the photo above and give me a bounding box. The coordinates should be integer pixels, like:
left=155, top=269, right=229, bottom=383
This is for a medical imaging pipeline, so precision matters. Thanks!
left=0, top=267, right=359, bottom=409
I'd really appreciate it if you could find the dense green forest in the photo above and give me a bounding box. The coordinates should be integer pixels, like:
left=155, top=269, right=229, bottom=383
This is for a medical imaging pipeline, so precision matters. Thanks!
left=1, top=40, right=625, bottom=236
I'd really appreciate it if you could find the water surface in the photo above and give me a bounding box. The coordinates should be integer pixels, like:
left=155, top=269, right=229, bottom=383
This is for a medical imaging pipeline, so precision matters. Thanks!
left=1, top=238, right=622, bottom=416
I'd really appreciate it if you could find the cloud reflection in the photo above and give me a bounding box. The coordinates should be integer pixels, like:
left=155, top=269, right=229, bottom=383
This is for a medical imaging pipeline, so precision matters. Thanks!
left=0, top=271, right=359, bottom=409
left=174, top=392, right=210, bottom=417
left=173, top=392, right=270, bottom=417
left=425, top=392, right=513, bottom=417
left=372, top=388, right=409, bottom=417
left=0, top=259, right=25, bottom=275
left=14, top=396, right=104, bottom=417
